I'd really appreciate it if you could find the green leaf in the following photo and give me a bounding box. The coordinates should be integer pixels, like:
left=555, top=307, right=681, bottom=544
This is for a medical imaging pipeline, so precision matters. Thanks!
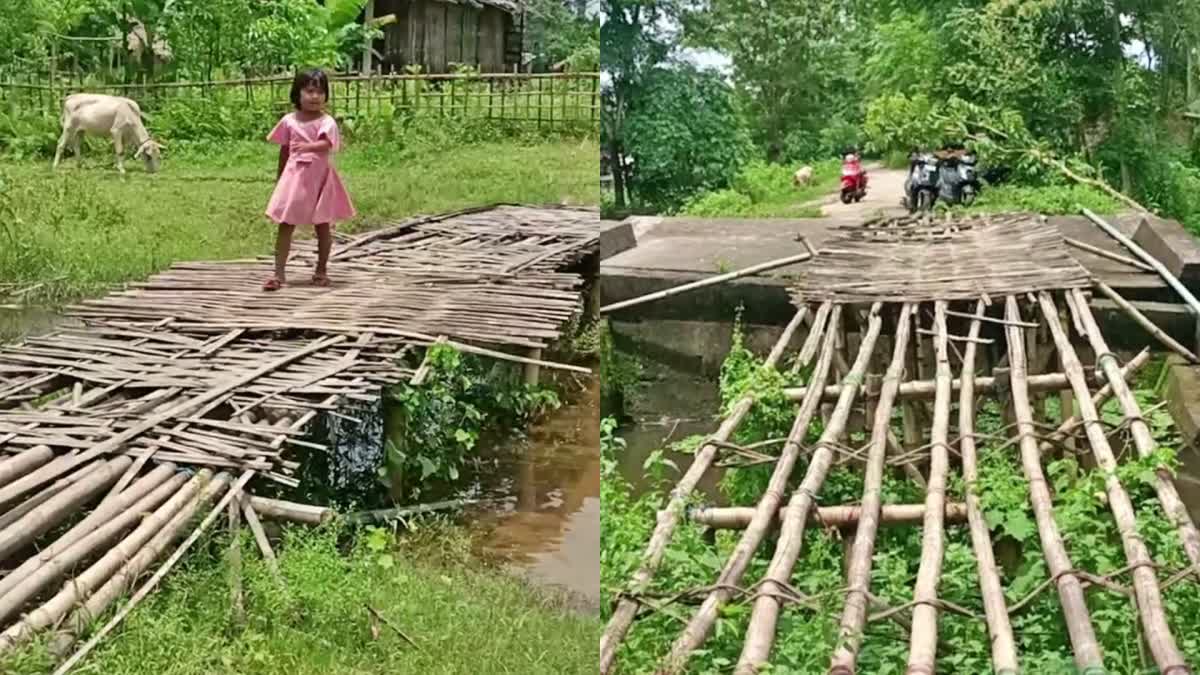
left=418, top=455, right=438, bottom=480
left=1005, top=512, right=1034, bottom=542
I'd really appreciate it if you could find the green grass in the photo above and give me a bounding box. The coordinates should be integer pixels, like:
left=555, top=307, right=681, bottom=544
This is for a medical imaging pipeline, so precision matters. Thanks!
left=0, top=137, right=598, bottom=305
left=0, top=522, right=598, bottom=675
left=959, top=183, right=1122, bottom=216
left=679, top=159, right=839, bottom=218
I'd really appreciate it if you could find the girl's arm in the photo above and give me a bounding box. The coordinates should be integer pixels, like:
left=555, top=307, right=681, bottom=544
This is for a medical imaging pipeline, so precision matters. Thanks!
left=295, top=139, right=332, bottom=154
left=277, top=145, right=288, bottom=180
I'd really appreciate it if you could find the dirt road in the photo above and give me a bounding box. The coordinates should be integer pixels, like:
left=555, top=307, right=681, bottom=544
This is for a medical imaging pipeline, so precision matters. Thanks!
left=806, top=164, right=909, bottom=218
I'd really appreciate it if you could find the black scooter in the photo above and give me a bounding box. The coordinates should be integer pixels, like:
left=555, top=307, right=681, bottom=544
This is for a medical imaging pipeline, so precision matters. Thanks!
left=904, top=151, right=940, bottom=212
left=936, top=149, right=981, bottom=206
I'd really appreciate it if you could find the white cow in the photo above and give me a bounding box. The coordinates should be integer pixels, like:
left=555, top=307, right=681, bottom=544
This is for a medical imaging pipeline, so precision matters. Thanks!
left=793, top=165, right=813, bottom=188
left=53, top=94, right=165, bottom=174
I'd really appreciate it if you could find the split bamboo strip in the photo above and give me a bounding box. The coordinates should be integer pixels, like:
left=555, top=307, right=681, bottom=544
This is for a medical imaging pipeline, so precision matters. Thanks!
left=599, top=304, right=825, bottom=675
left=600, top=251, right=815, bottom=314
left=1064, top=237, right=1155, bottom=273
left=0, top=470, right=225, bottom=651
left=689, top=502, right=967, bottom=529
left=655, top=306, right=846, bottom=675
left=827, top=303, right=915, bottom=675
left=0, top=336, right=345, bottom=506
left=0, top=456, right=130, bottom=563
left=53, top=470, right=250, bottom=675
left=1093, top=281, right=1199, bottom=363
left=0, top=469, right=198, bottom=626
left=730, top=304, right=884, bottom=675
left=1038, top=291, right=1188, bottom=673
left=957, top=300, right=1018, bottom=674
left=1069, top=288, right=1200, bottom=574
left=907, top=301, right=953, bottom=672
left=1004, top=296, right=1104, bottom=670
left=0, top=464, right=179, bottom=601
left=0, top=447, right=54, bottom=487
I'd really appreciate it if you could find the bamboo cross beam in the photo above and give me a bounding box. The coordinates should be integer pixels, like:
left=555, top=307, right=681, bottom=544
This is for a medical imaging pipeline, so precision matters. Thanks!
left=689, top=501, right=967, bottom=529
left=1039, top=291, right=1188, bottom=672
left=600, top=251, right=816, bottom=315
left=1005, top=296, right=1104, bottom=670
left=599, top=304, right=826, bottom=675
left=784, top=370, right=1101, bottom=402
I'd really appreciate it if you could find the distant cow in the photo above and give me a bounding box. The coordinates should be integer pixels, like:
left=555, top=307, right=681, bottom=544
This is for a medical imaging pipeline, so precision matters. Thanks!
left=53, top=93, right=165, bottom=174
left=793, top=165, right=813, bottom=188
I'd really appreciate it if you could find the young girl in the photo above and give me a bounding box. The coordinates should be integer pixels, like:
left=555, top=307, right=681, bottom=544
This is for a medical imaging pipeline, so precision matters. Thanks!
left=263, top=68, right=355, bottom=291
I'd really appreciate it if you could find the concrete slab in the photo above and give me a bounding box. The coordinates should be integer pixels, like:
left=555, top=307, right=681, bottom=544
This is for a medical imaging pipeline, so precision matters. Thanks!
left=1166, top=356, right=1200, bottom=447
left=600, top=220, right=636, bottom=261
left=1135, top=214, right=1200, bottom=283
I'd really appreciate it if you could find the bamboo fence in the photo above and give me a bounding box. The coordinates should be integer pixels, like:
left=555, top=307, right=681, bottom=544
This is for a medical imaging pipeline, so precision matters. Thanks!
left=0, top=204, right=597, bottom=667
left=604, top=214, right=1200, bottom=675
left=0, top=71, right=601, bottom=129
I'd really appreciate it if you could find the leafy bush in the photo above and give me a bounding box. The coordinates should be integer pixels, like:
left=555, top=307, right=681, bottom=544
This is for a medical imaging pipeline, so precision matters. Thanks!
left=964, top=183, right=1121, bottom=215
left=680, top=159, right=837, bottom=217
left=385, top=345, right=559, bottom=500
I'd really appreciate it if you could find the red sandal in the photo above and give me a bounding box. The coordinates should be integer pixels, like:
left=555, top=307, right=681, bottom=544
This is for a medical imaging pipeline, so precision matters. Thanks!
left=262, top=277, right=283, bottom=291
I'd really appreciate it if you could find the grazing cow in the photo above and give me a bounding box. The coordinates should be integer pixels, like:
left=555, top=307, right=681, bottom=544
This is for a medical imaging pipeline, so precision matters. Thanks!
left=53, top=94, right=165, bottom=174
left=793, top=165, right=814, bottom=188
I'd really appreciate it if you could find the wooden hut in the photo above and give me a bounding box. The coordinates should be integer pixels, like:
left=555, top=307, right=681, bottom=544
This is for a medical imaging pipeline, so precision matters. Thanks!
left=370, top=0, right=524, bottom=74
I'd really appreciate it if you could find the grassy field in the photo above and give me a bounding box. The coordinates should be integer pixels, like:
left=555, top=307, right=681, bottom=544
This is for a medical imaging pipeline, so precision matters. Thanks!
left=0, top=137, right=598, bottom=305
left=0, top=522, right=598, bottom=675
left=678, top=159, right=837, bottom=218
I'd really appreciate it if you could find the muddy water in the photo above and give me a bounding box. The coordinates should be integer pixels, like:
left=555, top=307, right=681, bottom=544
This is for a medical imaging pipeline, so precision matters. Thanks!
left=0, top=306, right=79, bottom=342
left=465, top=376, right=601, bottom=612
left=616, top=363, right=728, bottom=502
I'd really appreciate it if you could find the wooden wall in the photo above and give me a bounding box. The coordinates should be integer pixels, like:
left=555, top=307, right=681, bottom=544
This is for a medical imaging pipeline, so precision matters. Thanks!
left=376, top=0, right=519, bottom=73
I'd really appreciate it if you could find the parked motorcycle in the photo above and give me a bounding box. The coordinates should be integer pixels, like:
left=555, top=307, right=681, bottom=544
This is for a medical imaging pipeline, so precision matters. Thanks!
left=935, top=147, right=981, bottom=206
left=904, top=150, right=940, bottom=212
left=840, top=152, right=868, bottom=203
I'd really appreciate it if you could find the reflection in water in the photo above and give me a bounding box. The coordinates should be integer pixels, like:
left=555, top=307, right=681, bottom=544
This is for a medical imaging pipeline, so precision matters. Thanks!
left=467, top=377, right=600, bottom=612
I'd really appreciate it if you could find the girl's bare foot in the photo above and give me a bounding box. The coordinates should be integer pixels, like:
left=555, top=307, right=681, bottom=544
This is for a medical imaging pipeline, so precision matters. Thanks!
left=311, top=273, right=331, bottom=287
left=263, top=277, right=283, bottom=291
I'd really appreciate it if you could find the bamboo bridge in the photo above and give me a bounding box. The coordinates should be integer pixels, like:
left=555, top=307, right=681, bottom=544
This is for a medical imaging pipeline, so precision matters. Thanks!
left=601, top=212, right=1200, bottom=675
left=0, top=204, right=598, bottom=671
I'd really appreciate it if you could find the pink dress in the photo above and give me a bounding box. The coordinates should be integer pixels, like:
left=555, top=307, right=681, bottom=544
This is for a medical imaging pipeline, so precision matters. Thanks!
left=265, top=112, right=355, bottom=226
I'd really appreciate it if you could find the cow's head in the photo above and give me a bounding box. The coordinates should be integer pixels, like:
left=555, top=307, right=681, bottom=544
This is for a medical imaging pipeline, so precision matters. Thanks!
left=135, top=139, right=165, bottom=173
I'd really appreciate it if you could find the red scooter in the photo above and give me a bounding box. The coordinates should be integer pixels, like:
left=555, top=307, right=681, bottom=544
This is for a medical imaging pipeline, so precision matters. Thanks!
left=840, top=152, right=868, bottom=204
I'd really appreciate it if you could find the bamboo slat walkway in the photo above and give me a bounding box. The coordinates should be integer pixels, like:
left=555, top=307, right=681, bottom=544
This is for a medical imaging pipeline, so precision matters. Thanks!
left=0, top=204, right=597, bottom=663
left=602, top=214, right=1199, bottom=675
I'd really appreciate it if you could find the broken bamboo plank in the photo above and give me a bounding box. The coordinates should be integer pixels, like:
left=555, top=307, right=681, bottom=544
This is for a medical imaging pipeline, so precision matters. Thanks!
left=600, top=251, right=815, bottom=315
left=248, top=496, right=335, bottom=525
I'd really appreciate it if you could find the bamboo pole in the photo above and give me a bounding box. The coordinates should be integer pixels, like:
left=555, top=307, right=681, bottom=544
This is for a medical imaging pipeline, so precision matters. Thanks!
left=240, top=498, right=280, bottom=577
left=599, top=251, right=815, bottom=315
left=247, top=495, right=334, bottom=525
left=826, top=303, right=915, bottom=674
left=228, top=495, right=245, bottom=626
left=52, top=470, right=248, bottom=675
left=0, top=469, right=197, bottom=626
left=1038, top=348, right=1150, bottom=457
left=0, top=456, right=130, bottom=563
left=1069, top=289, right=1200, bottom=572
left=1093, top=281, right=1199, bottom=363
left=654, top=306, right=849, bottom=675
left=0, top=447, right=54, bottom=488
left=599, top=304, right=825, bottom=675
left=1037, top=291, right=1188, bottom=673
left=783, top=370, right=1102, bottom=402
left=1082, top=208, right=1200, bottom=317
left=1064, top=237, right=1155, bottom=273
left=729, top=305, right=885, bottom=675
left=907, top=301, right=954, bottom=672
left=956, top=300, right=1019, bottom=674
left=689, top=502, right=967, bottom=530
left=0, top=463, right=179, bottom=601
left=0, top=471, right=224, bottom=651
left=1005, top=296, right=1105, bottom=671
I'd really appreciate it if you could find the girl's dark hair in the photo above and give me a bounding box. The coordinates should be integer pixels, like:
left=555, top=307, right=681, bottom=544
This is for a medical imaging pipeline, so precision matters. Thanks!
left=289, top=68, right=330, bottom=108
